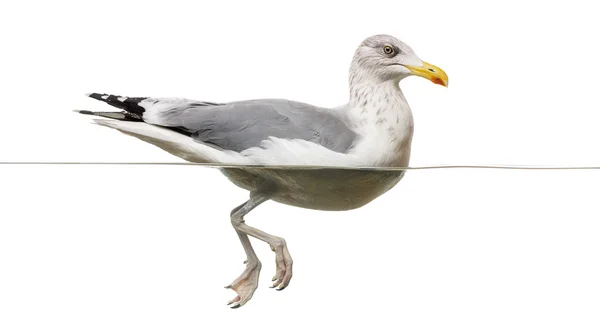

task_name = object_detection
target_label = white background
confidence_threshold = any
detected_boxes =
[1,0,599,333]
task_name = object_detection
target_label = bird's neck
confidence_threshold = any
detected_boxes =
[346,77,415,166]
[348,77,414,132]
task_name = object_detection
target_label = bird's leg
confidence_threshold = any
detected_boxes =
[231,193,293,292]
[225,191,293,308]
[225,199,264,308]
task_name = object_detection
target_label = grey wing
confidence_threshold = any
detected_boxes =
[143,99,359,154]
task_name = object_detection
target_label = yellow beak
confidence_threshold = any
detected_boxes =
[404,61,448,87]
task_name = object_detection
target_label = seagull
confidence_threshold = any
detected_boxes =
[75,34,448,308]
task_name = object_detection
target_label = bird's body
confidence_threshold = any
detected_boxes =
[76,34,448,308]
[219,80,415,210]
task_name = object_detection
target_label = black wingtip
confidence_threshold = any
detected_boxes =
[86,92,103,100]
[86,93,148,116]
[73,109,142,121]
[86,92,117,102]
[73,109,95,115]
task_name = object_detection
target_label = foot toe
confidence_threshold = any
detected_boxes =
[227,295,241,305]
[225,260,261,308]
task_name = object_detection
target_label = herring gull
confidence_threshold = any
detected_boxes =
[75,34,448,308]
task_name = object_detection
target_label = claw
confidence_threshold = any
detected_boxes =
[271,277,282,288]
[227,296,240,305]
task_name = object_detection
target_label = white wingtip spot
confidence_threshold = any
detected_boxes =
[101,95,109,100]
[117,96,128,102]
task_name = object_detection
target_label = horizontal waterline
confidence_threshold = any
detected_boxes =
[1,162,600,171]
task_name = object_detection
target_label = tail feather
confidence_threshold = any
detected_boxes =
[92,119,224,163]
[86,93,148,117]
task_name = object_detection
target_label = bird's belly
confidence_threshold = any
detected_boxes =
[220,168,405,211]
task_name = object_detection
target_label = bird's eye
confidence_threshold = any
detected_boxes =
[383,45,395,55]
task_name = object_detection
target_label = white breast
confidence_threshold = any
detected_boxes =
[345,87,415,167]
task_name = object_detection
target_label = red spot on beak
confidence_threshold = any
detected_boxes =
[431,77,446,86]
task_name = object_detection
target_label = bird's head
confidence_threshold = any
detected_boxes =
[351,34,448,87]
